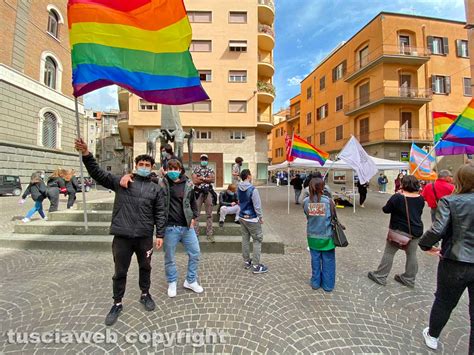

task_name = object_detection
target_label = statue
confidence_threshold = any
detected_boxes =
[146,105,194,171]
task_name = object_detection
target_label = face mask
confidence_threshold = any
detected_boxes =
[136,168,151,177]
[167,171,180,180]
[40,174,45,179]
[227,191,235,196]
[161,151,167,159]
[200,161,208,167]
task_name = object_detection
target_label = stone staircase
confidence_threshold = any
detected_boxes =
[5,199,284,254]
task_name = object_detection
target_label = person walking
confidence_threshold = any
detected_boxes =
[65,169,81,209]
[356,180,369,208]
[394,172,404,193]
[304,177,336,292]
[378,173,388,193]
[75,138,166,326]
[367,175,425,288]
[159,159,203,298]
[238,169,268,274]
[192,154,216,242]
[19,172,48,223]
[421,170,455,223]
[218,184,240,227]
[418,162,474,352]
[290,174,304,204]
[46,169,67,212]
[232,157,243,185]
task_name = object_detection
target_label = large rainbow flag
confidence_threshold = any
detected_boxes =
[290,134,329,166]
[433,111,474,156]
[68,0,209,104]
[410,143,437,181]
[439,99,474,151]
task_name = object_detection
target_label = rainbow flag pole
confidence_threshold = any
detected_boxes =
[412,140,441,175]
[74,98,88,231]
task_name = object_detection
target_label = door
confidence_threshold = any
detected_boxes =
[400,112,412,139]
[359,82,370,105]
[399,74,412,97]
[399,35,410,54]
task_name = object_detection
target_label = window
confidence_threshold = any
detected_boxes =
[229,70,247,82]
[43,56,57,89]
[456,40,469,58]
[47,10,59,38]
[139,100,159,111]
[275,127,284,138]
[178,100,212,112]
[196,130,212,140]
[190,40,212,52]
[316,104,328,120]
[428,36,449,55]
[358,46,369,68]
[319,76,326,90]
[229,11,247,23]
[335,95,343,111]
[199,70,212,82]
[228,100,247,113]
[306,112,312,125]
[306,136,312,144]
[42,111,57,148]
[275,147,284,157]
[332,60,347,82]
[230,131,246,140]
[360,118,369,136]
[336,125,343,141]
[187,11,212,23]
[399,35,410,54]
[307,86,312,99]
[320,132,326,145]
[359,82,370,105]
[432,75,451,94]
[464,77,472,96]
[229,40,247,52]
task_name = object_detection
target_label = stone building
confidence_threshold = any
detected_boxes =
[0,0,84,188]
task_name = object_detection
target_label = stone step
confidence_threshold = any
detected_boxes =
[49,210,236,223]
[14,221,242,236]
[76,201,114,211]
[0,233,284,254]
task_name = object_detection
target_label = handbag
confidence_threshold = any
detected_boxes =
[386,195,412,250]
[329,201,348,247]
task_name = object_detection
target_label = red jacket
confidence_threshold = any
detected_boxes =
[421,179,455,209]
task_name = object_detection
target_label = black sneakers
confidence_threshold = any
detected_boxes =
[105,304,123,326]
[219,221,224,227]
[140,293,156,311]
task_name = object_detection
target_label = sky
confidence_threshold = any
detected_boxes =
[83,0,467,112]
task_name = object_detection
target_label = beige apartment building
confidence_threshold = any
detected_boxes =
[118,0,275,186]
[271,12,472,172]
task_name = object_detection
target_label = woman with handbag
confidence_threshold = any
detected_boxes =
[418,162,474,352]
[303,177,336,292]
[367,175,425,288]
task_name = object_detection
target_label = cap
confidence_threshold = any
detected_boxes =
[200,154,209,159]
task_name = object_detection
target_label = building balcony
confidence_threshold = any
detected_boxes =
[287,112,300,122]
[257,113,273,133]
[118,87,130,112]
[258,24,275,51]
[258,0,275,25]
[345,45,430,82]
[344,87,432,116]
[257,81,275,105]
[117,112,133,146]
[356,128,433,144]
[258,52,274,78]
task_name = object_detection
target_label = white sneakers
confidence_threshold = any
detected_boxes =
[183,280,204,293]
[167,282,177,298]
[43,216,48,221]
[21,217,31,223]
[168,280,204,297]
[422,327,439,350]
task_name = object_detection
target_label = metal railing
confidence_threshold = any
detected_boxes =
[344,86,432,112]
[257,81,276,96]
[258,24,275,38]
[356,128,433,143]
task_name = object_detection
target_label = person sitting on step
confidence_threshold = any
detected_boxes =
[218,184,240,227]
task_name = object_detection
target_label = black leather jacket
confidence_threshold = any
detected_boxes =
[418,192,474,263]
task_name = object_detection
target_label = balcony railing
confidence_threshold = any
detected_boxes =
[356,128,433,143]
[258,24,275,38]
[118,112,128,121]
[258,0,275,11]
[345,45,429,80]
[258,52,273,65]
[344,87,432,113]
[257,81,276,96]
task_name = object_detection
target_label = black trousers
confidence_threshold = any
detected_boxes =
[67,192,76,209]
[47,188,60,212]
[428,258,474,353]
[359,188,367,205]
[111,236,154,303]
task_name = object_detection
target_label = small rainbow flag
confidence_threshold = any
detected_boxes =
[440,99,474,150]
[290,134,329,166]
[68,0,209,104]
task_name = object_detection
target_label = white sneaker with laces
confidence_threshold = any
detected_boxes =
[422,327,438,350]
[22,217,31,223]
[183,280,204,293]
[167,282,177,298]
[43,216,48,221]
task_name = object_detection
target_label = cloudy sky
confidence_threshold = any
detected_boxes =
[83,0,467,112]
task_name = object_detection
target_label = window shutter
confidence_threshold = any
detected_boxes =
[427,36,433,53]
[342,60,347,76]
[431,75,436,92]
[442,37,449,55]
[325,104,328,116]
[445,76,451,94]
[332,68,336,82]
[456,39,461,57]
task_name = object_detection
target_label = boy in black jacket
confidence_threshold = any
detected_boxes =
[75,138,166,326]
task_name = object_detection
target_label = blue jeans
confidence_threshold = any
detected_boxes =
[26,200,46,219]
[164,226,200,283]
[310,248,336,291]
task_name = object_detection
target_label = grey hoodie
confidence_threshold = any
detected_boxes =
[238,181,263,219]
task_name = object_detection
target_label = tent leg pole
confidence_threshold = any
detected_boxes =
[353,171,356,214]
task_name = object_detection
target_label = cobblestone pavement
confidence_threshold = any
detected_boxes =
[0,185,469,354]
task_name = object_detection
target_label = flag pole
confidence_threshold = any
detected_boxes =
[74,97,89,232]
[352,170,356,214]
[431,111,439,172]
[412,140,441,175]
[322,154,338,180]
[287,164,290,215]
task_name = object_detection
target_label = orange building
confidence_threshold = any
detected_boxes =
[272,12,472,170]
